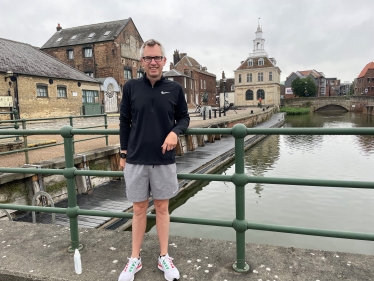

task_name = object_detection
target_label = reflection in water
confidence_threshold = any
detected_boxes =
[148,111,374,255]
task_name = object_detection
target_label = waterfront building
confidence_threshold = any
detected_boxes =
[355,62,374,96]
[234,23,281,107]
[285,69,326,97]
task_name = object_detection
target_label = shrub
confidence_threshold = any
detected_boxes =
[280,107,310,115]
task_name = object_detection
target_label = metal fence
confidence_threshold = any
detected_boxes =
[0,124,374,272]
[0,113,109,163]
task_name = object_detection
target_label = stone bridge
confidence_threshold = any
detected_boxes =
[281,96,374,114]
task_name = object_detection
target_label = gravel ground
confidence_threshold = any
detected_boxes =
[0,107,260,168]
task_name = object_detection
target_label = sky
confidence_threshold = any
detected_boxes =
[1,0,373,83]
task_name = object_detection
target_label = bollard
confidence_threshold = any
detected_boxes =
[219,109,221,117]
[214,110,217,118]
[209,110,211,119]
[203,110,206,120]
[250,110,253,114]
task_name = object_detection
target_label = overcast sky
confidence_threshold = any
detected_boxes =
[1,0,373,82]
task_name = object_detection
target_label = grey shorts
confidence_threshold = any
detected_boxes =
[124,163,179,202]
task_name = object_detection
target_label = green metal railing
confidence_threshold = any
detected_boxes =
[0,124,374,272]
[0,114,109,163]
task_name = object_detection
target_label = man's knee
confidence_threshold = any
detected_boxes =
[133,200,149,216]
[154,199,169,215]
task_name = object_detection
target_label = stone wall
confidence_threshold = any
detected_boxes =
[0,73,100,120]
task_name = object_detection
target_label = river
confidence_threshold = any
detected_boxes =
[148,112,374,255]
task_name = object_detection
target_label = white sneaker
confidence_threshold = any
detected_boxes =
[158,254,180,281]
[118,257,142,281]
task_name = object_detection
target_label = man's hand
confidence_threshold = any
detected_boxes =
[119,158,126,169]
[161,132,178,154]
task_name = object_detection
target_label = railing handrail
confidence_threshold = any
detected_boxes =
[0,124,373,272]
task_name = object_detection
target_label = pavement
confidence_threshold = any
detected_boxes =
[1,220,374,281]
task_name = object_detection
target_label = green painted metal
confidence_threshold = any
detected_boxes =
[0,124,374,271]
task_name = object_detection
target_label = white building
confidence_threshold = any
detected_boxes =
[234,23,281,107]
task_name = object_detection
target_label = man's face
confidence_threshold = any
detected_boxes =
[141,44,166,80]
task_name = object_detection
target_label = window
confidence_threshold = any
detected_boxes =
[85,72,94,77]
[248,59,253,67]
[372,78,374,83]
[68,50,74,60]
[247,73,252,83]
[103,31,111,36]
[71,35,77,40]
[84,48,92,58]
[258,72,263,81]
[368,78,371,83]
[257,89,265,100]
[238,74,242,83]
[37,85,48,97]
[191,80,193,89]
[269,72,273,81]
[201,79,203,89]
[231,85,235,91]
[184,77,187,88]
[137,71,143,78]
[82,90,98,103]
[258,58,264,66]
[245,89,253,100]
[204,80,206,89]
[57,86,67,98]
[124,69,132,79]
[88,33,95,38]
[56,37,63,42]
[168,77,174,81]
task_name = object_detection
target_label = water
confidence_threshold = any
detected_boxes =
[148,112,374,255]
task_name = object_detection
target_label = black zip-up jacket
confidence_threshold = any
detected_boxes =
[119,75,190,165]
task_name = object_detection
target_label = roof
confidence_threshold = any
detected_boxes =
[236,56,276,70]
[297,70,323,79]
[358,62,374,78]
[163,69,189,77]
[175,55,216,77]
[41,19,130,49]
[0,38,99,83]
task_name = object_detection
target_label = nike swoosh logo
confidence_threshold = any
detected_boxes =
[161,91,170,95]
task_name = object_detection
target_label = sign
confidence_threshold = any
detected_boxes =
[285,87,293,95]
[72,92,78,97]
[365,88,368,93]
[0,96,13,107]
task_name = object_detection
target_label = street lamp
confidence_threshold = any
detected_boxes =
[216,84,221,117]
[223,77,227,116]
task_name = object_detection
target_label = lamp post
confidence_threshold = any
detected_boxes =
[223,77,227,116]
[216,84,221,117]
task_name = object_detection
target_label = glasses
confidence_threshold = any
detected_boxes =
[142,56,164,63]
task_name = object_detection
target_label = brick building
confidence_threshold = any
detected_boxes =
[325,78,341,96]
[0,38,100,119]
[234,24,281,107]
[40,19,144,111]
[170,50,216,107]
[285,70,326,97]
[355,62,374,96]
[163,69,193,105]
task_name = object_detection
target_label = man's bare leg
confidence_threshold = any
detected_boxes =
[154,199,170,256]
[131,200,149,258]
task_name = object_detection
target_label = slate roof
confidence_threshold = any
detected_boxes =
[236,56,276,70]
[163,69,189,77]
[41,19,130,49]
[0,38,99,83]
[297,70,323,79]
[358,62,374,78]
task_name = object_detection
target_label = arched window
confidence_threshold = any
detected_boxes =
[245,89,253,100]
[258,58,264,66]
[248,59,253,67]
[257,89,265,100]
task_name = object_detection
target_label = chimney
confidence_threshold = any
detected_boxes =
[56,23,62,31]
[222,71,226,79]
[173,50,180,65]
[202,67,207,72]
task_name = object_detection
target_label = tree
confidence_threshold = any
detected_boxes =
[349,83,354,95]
[291,76,317,97]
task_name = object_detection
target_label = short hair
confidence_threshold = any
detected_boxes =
[139,39,166,59]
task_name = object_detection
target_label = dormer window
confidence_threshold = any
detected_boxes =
[56,37,63,42]
[88,33,95,38]
[71,35,77,40]
[104,31,111,36]
[248,59,253,67]
[258,58,264,66]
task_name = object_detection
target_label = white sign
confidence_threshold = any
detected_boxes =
[365,88,368,93]
[285,87,293,95]
[0,96,13,107]
[72,92,78,97]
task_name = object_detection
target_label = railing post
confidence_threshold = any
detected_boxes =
[69,116,75,155]
[104,114,108,146]
[13,108,20,142]
[231,124,250,272]
[61,125,82,252]
[21,119,29,164]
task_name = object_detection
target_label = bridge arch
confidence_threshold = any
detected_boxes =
[314,104,349,112]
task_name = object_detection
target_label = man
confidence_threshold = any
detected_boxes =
[118,39,190,281]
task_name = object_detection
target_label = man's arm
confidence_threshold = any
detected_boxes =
[119,83,132,168]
